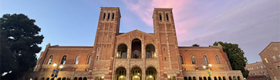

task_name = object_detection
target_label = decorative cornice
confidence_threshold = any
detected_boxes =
[116,29,156,38]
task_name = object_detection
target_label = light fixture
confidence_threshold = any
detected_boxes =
[102,76,104,78]
[120,76,123,78]
[53,63,57,67]
[203,66,206,69]
[168,76,170,78]
[59,65,63,68]
[150,75,152,78]
[135,76,138,78]
[208,64,212,67]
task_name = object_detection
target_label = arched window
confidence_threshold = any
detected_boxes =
[112,13,115,19]
[60,55,67,64]
[146,44,155,58]
[216,55,220,64]
[166,13,169,21]
[204,77,207,80]
[75,56,79,64]
[96,56,99,61]
[117,44,128,59]
[88,55,92,64]
[164,57,166,61]
[103,13,106,19]
[272,56,277,61]
[67,77,71,80]
[83,77,87,80]
[180,56,184,64]
[191,56,196,64]
[131,38,141,59]
[47,55,53,65]
[107,13,110,20]
[159,13,162,21]
[203,55,208,64]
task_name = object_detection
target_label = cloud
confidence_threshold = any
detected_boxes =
[122,0,197,42]
[179,0,280,63]
[122,0,280,63]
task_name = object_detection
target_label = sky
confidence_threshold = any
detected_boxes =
[0,0,279,64]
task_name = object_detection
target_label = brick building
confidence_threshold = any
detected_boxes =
[24,7,244,80]
[259,42,280,80]
[245,62,269,80]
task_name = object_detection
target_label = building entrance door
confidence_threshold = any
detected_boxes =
[146,67,157,80]
[131,67,142,80]
[132,76,140,80]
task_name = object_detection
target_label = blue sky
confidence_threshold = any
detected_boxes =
[1,0,279,64]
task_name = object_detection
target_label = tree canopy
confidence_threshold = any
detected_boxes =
[1,14,44,80]
[213,41,249,78]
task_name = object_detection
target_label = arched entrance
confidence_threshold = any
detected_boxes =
[131,67,142,80]
[115,67,126,80]
[131,39,141,59]
[146,67,157,80]
[117,44,128,59]
[146,44,155,58]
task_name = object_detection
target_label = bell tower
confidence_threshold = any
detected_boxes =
[153,8,184,80]
[89,7,121,80]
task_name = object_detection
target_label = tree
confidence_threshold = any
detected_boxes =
[0,30,17,76]
[0,14,44,80]
[192,44,199,47]
[213,41,249,78]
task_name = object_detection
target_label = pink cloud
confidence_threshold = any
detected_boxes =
[122,0,199,43]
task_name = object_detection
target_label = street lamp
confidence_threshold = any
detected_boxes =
[208,64,212,67]
[203,66,206,69]
[203,64,212,77]
[53,63,63,70]
[203,64,212,69]
[51,63,63,78]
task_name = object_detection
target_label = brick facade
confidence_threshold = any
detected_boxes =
[24,7,244,80]
[259,42,280,80]
[245,62,269,79]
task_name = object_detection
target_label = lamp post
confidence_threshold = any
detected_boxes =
[203,64,212,78]
[53,63,63,70]
[51,63,63,78]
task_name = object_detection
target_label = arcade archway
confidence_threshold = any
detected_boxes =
[115,67,126,80]
[131,67,142,80]
[146,67,157,80]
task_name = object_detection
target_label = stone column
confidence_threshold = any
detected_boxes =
[225,76,229,80]
[142,43,145,59]
[196,76,199,80]
[127,47,130,59]
[126,69,130,80]
[142,67,146,80]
